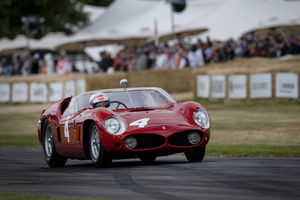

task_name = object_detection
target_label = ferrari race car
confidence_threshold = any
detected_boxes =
[37,79,211,168]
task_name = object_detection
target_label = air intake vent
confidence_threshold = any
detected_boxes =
[132,134,165,149]
[168,130,203,146]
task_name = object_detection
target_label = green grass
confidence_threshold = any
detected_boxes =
[0,112,41,136]
[206,144,300,157]
[0,194,108,200]
[0,100,300,157]
[0,134,40,148]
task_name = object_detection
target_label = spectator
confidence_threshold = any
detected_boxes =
[56,52,71,76]
[13,55,22,75]
[99,51,113,72]
[195,43,205,67]
[44,53,55,76]
[136,48,147,71]
[155,49,169,69]
[31,53,41,74]
[187,45,197,67]
[21,55,31,76]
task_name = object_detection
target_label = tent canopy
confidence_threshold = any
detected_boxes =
[0,35,38,55]
[191,0,300,41]
[30,32,68,50]
[57,0,221,49]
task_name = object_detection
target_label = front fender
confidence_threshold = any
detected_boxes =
[175,101,210,132]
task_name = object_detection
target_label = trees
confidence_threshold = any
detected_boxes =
[0,0,88,39]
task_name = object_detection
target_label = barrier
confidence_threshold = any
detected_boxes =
[0,84,10,102]
[276,73,298,99]
[49,82,63,102]
[1,56,300,103]
[211,75,226,98]
[64,80,76,98]
[0,76,86,103]
[250,73,272,99]
[196,72,299,100]
[12,82,28,102]
[76,79,86,95]
[196,75,210,98]
[30,82,48,103]
[228,75,247,99]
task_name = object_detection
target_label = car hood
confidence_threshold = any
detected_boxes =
[117,109,192,131]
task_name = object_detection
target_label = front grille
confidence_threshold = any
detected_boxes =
[132,134,165,149]
[168,130,203,146]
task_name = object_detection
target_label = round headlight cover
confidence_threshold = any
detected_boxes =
[104,117,125,135]
[193,109,210,129]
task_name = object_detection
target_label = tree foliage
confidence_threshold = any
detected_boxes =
[0,0,89,39]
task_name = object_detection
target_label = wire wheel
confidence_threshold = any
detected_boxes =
[90,125,101,161]
[42,119,67,168]
[44,125,53,158]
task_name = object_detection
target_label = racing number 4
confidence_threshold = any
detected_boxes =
[129,118,150,128]
[64,116,70,143]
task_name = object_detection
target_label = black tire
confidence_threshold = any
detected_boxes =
[89,122,111,168]
[184,146,206,162]
[42,119,67,168]
[139,154,157,163]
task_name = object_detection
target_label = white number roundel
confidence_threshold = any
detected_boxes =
[129,118,150,128]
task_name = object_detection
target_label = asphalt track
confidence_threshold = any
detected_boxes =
[0,148,299,200]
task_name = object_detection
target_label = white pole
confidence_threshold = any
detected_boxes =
[154,18,159,46]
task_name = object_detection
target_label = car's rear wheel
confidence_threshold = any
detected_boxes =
[42,119,67,168]
[139,154,157,163]
[89,122,111,167]
[184,146,206,162]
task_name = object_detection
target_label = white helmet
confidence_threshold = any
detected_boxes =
[89,92,110,108]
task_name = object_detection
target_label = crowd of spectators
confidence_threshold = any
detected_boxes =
[1,29,300,76]
[99,30,300,73]
[0,51,79,76]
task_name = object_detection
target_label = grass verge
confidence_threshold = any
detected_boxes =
[0,134,40,148]
[206,144,300,157]
[0,193,108,200]
[0,100,299,157]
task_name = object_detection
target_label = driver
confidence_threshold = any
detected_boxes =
[89,92,110,108]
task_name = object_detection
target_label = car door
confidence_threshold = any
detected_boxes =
[58,97,83,157]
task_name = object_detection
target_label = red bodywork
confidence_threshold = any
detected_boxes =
[37,90,210,160]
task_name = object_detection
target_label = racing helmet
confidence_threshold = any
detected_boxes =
[89,92,110,108]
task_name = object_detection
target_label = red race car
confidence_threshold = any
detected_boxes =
[37,79,210,168]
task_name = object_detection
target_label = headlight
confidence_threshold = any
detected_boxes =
[104,117,126,135]
[193,109,210,129]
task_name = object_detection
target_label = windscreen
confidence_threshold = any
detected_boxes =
[104,89,173,110]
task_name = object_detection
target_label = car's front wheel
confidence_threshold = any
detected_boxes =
[42,119,67,168]
[89,122,111,167]
[184,146,206,162]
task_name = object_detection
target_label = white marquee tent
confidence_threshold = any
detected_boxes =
[56,0,158,50]
[30,32,68,50]
[175,0,300,41]
[57,0,226,49]
[0,35,38,55]
[83,4,107,24]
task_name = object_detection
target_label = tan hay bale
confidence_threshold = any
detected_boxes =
[127,68,191,93]
[85,72,126,91]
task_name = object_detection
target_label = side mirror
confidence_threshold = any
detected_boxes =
[120,79,128,89]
